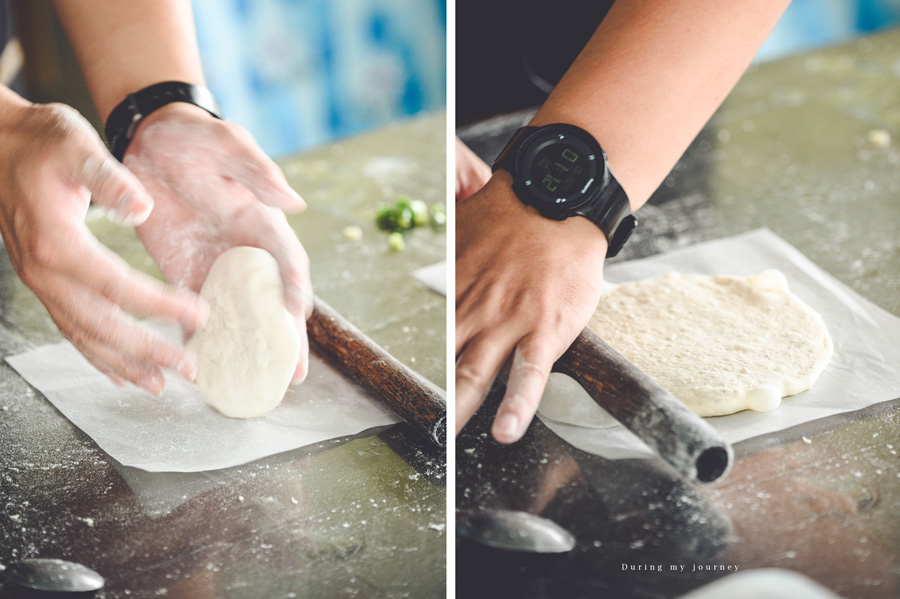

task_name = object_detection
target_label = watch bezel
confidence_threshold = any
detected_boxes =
[510,124,609,218]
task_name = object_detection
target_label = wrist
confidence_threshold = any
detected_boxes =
[483,171,610,259]
[105,81,221,161]
[489,122,636,257]
[527,110,637,211]
[136,101,217,132]
[125,103,219,162]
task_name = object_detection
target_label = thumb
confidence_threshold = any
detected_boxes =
[72,142,155,226]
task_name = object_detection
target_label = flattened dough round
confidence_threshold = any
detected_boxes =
[540,270,832,422]
[188,247,300,418]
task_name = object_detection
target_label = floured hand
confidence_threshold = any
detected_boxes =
[124,103,312,381]
[0,97,204,393]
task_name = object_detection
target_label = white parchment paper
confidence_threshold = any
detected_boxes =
[413,260,447,296]
[538,228,900,459]
[6,346,399,472]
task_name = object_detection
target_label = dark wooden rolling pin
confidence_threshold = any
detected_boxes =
[307,298,446,447]
[552,327,733,484]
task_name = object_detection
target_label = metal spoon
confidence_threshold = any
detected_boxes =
[457,508,576,553]
[1,558,104,595]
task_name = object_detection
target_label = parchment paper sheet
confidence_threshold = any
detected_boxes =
[6,346,399,473]
[538,228,900,460]
[413,260,447,296]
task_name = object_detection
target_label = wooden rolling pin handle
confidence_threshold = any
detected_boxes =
[307,299,446,448]
[552,327,732,484]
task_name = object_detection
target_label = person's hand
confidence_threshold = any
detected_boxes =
[455,137,491,202]
[0,100,205,392]
[123,103,312,382]
[456,172,608,443]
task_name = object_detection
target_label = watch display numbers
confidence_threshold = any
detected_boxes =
[542,174,560,192]
[503,123,634,257]
[531,141,593,200]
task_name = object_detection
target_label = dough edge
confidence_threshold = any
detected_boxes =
[188,246,300,419]
[538,269,833,425]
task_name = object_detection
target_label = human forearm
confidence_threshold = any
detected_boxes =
[531,0,790,208]
[456,1,790,441]
[52,0,204,120]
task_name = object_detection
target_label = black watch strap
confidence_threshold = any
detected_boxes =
[491,126,535,175]
[492,125,637,258]
[104,81,222,161]
[579,176,638,259]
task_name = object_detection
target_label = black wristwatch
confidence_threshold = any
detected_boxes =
[492,123,637,258]
[105,81,222,162]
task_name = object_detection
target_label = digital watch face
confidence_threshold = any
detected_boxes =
[518,128,603,211]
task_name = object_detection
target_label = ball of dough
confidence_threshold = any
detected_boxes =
[188,247,300,418]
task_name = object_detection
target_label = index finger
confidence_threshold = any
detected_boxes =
[60,231,208,331]
[492,336,557,444]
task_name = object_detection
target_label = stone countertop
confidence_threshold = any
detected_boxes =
[0,113,446,599]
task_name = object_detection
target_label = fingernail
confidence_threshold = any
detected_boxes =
[173,357,197,382]
[493,412,521,441]
[286,286,313,319]
[115,192,153,226]
[289,188,307,210]
[184,293,210,329]
[291,352,309,384]
[100,186,153,226]
[139,375,165,396]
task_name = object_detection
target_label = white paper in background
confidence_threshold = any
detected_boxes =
[413,261,447,296]
[6,346,399,473]
[538,228,900,460]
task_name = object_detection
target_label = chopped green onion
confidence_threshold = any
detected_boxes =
[388,231,405,252]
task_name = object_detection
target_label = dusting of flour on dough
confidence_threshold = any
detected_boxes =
[540,270,832,423]
[588,270,832,417]
[188,247,300,418]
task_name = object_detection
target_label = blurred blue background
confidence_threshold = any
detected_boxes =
[192,0,446,158]
[757,0,900,61]
[187,0,898,158]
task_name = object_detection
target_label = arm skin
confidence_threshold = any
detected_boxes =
[52,0,313,386]
[456,0,791,441]
[51,0,204,121]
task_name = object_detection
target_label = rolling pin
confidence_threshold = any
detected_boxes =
[307,298,446,448]
[552,327,733,484]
